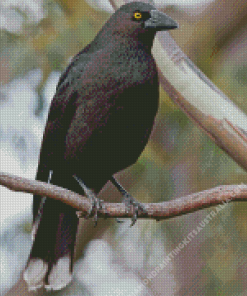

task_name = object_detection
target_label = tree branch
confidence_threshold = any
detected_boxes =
[1,172,246,220]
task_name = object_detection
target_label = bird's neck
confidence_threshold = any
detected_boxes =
[115,33,154,54]
[93,23,155,55]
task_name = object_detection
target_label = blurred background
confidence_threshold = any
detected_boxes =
[0,0,247,295]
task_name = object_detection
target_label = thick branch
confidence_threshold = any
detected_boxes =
[1,172,246,220]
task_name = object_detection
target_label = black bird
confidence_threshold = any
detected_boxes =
[24,2,178,291]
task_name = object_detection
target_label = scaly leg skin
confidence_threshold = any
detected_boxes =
[73,175,104,226]
[110,176,146,226]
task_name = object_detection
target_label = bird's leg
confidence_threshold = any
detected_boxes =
[110,176,146,226]
[73,175,103,226]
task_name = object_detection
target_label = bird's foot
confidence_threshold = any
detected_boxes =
[87,193,105,227]
[76,194,104,226]
[73,175,104,226]
[122,193,147,226]
[110,176,146,226]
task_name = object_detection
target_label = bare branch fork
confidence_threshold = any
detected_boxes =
[1,172,246,220]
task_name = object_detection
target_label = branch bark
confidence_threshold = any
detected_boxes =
[1,172,246,220]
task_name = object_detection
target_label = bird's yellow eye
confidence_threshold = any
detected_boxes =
[134,12,142,20]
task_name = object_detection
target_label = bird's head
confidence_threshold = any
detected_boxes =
[105,2,178,44]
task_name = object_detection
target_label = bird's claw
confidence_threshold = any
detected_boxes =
[93,197,105,227]
[87,195,105,226]
[73,175,106,225]
[76,195,105,226]
[122,193,147,226]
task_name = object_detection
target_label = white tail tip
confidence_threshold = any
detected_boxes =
[23,259,48,291]
[45,256,72,291]
[24,256,72,291]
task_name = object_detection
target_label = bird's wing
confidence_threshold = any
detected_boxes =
[33,52,94,219]
[36,52,94,178]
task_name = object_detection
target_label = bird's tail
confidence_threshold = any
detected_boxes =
[24,173,80,291]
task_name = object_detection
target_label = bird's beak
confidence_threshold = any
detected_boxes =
[144,10,178,30]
